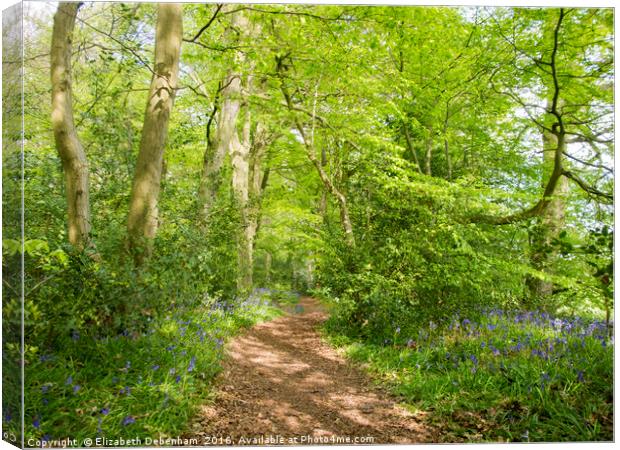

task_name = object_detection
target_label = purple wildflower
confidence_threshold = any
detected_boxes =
[100,408,109,415]
[188,356,196,372]
[33,418,40,429]
[122,416,135,426]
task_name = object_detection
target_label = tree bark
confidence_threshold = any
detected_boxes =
[198,70,241,217]
[126,3,182,264]
[527,102,569,299]
[51,2,91,251]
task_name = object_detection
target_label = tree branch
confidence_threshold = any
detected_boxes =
[562,170,613,203]
[183,4,223,43]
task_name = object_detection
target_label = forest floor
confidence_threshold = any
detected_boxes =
[188,297,433,444]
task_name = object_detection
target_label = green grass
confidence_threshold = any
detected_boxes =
[11,298,282,446]
[324,309,613,442]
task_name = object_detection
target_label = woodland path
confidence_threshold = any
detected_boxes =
[189,297,432,444]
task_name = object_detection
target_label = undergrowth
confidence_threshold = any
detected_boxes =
[4,290,283,446]
[324,307,613,442]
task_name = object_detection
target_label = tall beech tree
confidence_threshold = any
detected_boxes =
[126,3,183,264]
[51,2,91,251]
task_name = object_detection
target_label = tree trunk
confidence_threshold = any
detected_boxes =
[126,3,182,264]
[424,125,433,176]
[51,2,91,251]
[403,123,422,174]
[526,14,570,301]
[198,71,241,217]
[443,106,452,180]
[527,124,569,299]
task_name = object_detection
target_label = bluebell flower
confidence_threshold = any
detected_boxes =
[100,408,109,415]
[73,385,81,394]
[188,356,196,372]
[577,371,585,383]
[42,434,51,443]
[33,417,40,429]
[65,376,73,385]
[152,365,160,371]
[41,384,50,394]
[166,345,175,352]
[175,375,181,383]
[122,416,135,426]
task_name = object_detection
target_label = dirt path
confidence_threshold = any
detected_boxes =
[189,297,431,445]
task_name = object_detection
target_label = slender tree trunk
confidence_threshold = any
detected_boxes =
[424,125,433,176]
[51,2,91,251]
[126,3,182,264]
[198,71,241,217]
[318,146,329,216]
[402,123,422,174]
[247,124,269,244]
[444,135,452,180]
[264,252,272,284]
[443,107,452,180]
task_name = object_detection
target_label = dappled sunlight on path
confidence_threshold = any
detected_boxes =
[188,297,432,444]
